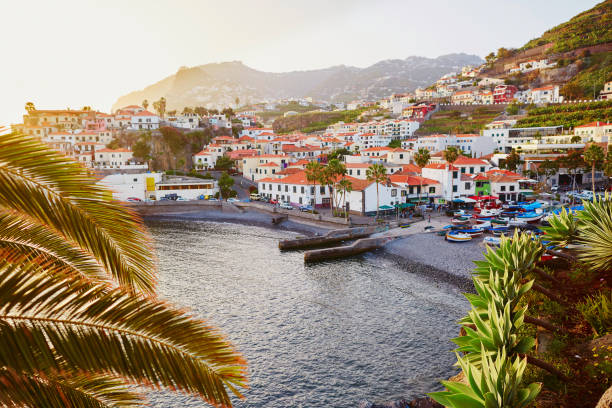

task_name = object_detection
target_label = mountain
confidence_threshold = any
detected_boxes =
[112,54,483,111]
[519,0,611,54]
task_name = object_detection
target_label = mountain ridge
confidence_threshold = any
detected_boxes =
[112,53,483,111]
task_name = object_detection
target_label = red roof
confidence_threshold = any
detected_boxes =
[575,121,611,128]
[453,156,489,166]
[97,148,131,153]
[133,110,157,117]
[424,163,458,171]
[259,162,280,167]
[389,174,439,186]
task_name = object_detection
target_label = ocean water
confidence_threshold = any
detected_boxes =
[146,219,468,407]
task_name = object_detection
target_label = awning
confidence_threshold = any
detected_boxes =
[379,205,394,210]
[521,192,534,196]
[395,203,415,209]
[454,197,477,203]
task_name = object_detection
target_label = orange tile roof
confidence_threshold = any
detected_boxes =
[389,174,439,186]
[96,148,131,153]
[453,156,489,166]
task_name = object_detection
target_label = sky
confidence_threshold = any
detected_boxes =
[0,0,601,125]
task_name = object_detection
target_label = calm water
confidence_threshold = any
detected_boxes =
[146,219,468,407]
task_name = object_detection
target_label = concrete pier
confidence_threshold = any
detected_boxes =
[303,236,395,263]
[279,226,379,250]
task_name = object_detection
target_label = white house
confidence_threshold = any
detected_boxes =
[422,163,475,201]
[527,85,562,104]
[338,179,407,215]
[93,148,146,170]
[98,172,163,201]
[257,171,333,207]
[129,110,160,130]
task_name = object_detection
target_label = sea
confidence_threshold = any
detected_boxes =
[145,219,468,407]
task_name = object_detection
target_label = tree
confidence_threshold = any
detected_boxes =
[153,97,167,118]
[218,171,235,199]
[583,144,605,194]
[215,156,234,171]
[571,135,582,143]
[366,163,387,219]
[132,138,151,161]
[387,139,401,148]
[325,159,346,216]
[443,146,460,203]
[557,150,585,200]
[485,52,496,64]
[336,178,353,221]
[194,106,208,117]
[506,103,520,115]
[142,99,149,110]
[183,106,194,114]
[327,148,351,161]
[221,107,234,120]
[82,106,91,112]
[0,131,246,406]
[305,161,323,213]
[605,150,612,178]
[538,159,559,183]
[413,148,431,204]
[235,97,240,107]
[503,149,523,172]
[24,102,35,113]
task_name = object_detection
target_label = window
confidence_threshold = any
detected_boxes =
[501,186,506,191]
[429,186,435,194]
[301,186,304,194]
[469,167,474,174]
[509,185,515,191]
[391,189,397,197]
[453,185,458,192]
[465,182,470,189]
[310,187,314,194]
[357,170,361,176]
[453,171,458,179]
[277,185,281,191]
[480,166,485,172]
[293,186,296,193]
[461,167,466,174]
[320,186,325,194]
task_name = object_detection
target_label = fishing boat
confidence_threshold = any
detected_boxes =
[453,209,469,217]
[475,208,501,218]
[516,212,544,223]
[451,216,470,225]
[476,221,491,229]
[462,227,484,237]
[445,230,472,242]
[483,236,501,246]
[492,217,509,225]
[489,226,508,236]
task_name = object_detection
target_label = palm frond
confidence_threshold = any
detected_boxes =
[576,194,612,271]
[540,208,579,249]
[0,211,108,283]
[0,368,144,407]
[0,260,247,407]
[0,132,156,293]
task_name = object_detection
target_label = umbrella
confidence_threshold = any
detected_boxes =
[379,205,394,210]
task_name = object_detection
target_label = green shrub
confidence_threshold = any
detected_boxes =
[577,292,612,337]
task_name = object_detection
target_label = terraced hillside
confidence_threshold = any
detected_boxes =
[515,100,612,128]
[415,105,506,135]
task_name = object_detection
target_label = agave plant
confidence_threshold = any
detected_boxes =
[0,131,247,407]
[575,194,612,271]
[473,231,544,283]
[540,208,579,249]
[429,348,541,408]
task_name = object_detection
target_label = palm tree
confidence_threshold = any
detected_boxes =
[413,148,431,204]
[443,146,459,204]
[142,99,149,110]
[337,178,353,221]
[24,102,35,113]
[583,144,604,194]
[0,131,246,407]
[305,161,323,213]
[326,159,346,216]
[366,163,387,219]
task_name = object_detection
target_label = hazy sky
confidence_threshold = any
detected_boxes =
[0,0,600,124]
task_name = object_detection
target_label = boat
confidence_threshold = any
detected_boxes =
[489,225,508,235]
[476,221,491,229]
[462,227,484,237]
[451,216,470,225]
[453,209,469,216]
[445,230,472,242]
[477,208,501,218]
[492,217,508,225]
[483,236,501,246]
[516,212,544,223]
[475,217,493,223]
[508,219,526,227]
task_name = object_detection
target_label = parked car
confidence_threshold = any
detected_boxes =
[269,199,279,205]
[176,196,187,201]
[280,202,293,210]
[227,198,240,203]
[250,193,261,201]
[299,205,313,212]
[207,197,219,201]
[126,197,142,202]
[162,193,178,201]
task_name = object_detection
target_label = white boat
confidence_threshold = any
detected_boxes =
[516,212,544,223]
[474,208,501,218]
[476,220,491,229]
[451,217,470,225]
[446,230,473,242]
[508,219,526,227]
[483,236,501,246]
[462,227,485,237]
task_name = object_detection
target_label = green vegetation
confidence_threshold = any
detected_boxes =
[366,163,387,219]
[215,156,234,170]
[218,172,235,199]
[387,139,401,148]
[416,106,505,135]
[515,100,612,128]
[577,292,611,337]
[255,101,321,122]
[273,108,368,133]
[0,131,246,406]
[561,51,612,99]
[519,0,612,53]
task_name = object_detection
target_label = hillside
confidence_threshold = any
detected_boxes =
[515,100,612,128]
[520,0,612,54]
[112,54,483,111]
[272,109,366,134]
[415,105,506,135]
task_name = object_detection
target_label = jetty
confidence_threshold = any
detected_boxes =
[303,236,395,263]
[279,226,379,250]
